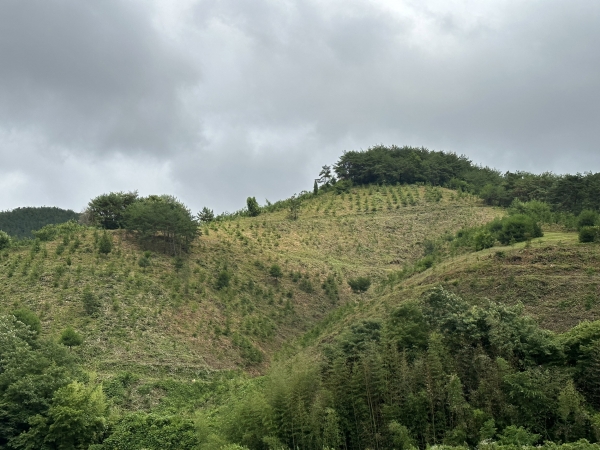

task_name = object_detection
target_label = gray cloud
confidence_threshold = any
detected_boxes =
[1,0,599,214]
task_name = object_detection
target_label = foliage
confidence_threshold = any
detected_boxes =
[85,191,139,229]
[247,197,261,217]
[12,308,42,335]
[578,210,599,230]
[198,206,215,223]
[287,194,301,220]
[16,381,108,450]
[123,195,198,255]
[216,270,231,290]
[59,327,83,348]
[0,229,11,249]
[579,227,600,243]
[474,231,495,251]
[508,199,553,224]
[497,214,543,245]
[82,287,101,316]
[221,288,600,450]
[348,276,371,293]
[322,275,339,303]
[32,220,85,242]
[0,207,79,239]
[98,231,113,254]
[98,413,200,450]
[0,315,79,448]
[269,264,283,280]
[332,146,600,215]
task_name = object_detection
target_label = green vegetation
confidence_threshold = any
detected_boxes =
[2,146,600,448]
[0,206,79,239]
[334,145,600,214]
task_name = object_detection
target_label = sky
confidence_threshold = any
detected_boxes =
[1,0,599,213]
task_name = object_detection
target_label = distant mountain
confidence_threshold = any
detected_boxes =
[0,206,80,239]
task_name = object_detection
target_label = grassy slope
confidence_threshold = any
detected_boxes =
[307,231,600,354]
[0,185,497,379]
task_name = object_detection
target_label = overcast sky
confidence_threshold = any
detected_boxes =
[1,0,599,213]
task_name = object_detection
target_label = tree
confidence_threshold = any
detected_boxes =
[288,194,301,220]
[124,195,199,255]
[0,230,10,250]
[247,197,261,217]
[313,179,319,195]
[85,191,138,229]
[98,231,113,254]
[59,327,83,348]
[197,206,215,223]
[319,165,335,186]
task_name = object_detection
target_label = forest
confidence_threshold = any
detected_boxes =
[0,207,79,239]
[1,146,600,449]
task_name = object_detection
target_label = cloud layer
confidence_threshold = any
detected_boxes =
[1,0,599,213]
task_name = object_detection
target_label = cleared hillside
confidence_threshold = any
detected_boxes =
[0,185,499,377]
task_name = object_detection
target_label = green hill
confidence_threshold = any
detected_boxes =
[0,206,80,239]
[0,185,498,376]
[3,147,600,450]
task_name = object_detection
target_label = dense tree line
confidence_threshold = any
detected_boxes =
[332,146,600,215]
[222,288,600,450]
[0,207,79,239]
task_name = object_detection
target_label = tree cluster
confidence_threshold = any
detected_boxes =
[84,192,199,255]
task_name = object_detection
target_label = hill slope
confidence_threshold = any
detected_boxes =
[0,185,499,376]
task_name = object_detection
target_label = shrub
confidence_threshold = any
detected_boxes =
[138,255,151,267]
[59,327,83,348]
[348,276,371,293]
[474,231,495,251]
[269,264,283,280]
[12,308,42,335]
[83,288,101,316]
[579,226,599,243]
[497,214,543,245]
[216,270,231,290]
[322,274,339,302]
[98,231,113,254]
[299,278,314,293]
[578,210,599,230]
[0,230,11,250]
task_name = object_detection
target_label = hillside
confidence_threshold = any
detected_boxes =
[0,185,498,377]
[3,174,600,450]
[0,206,80,239]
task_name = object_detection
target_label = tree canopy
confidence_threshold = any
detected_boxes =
[123,195,198,255]
[84,191,139,229]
